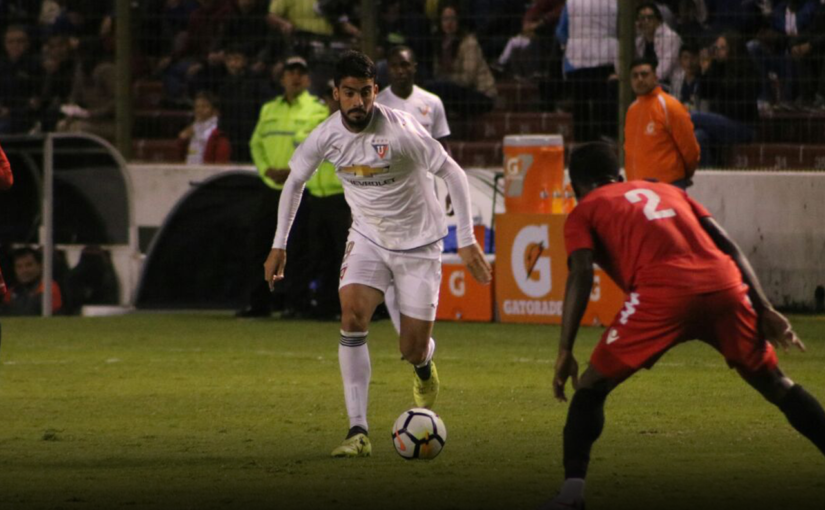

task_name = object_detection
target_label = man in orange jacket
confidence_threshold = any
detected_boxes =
[624,57,700,189]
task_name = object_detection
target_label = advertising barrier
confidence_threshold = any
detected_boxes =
[494,213,624,325]
[437,254,496,322]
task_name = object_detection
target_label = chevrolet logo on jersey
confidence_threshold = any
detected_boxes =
[340,165,390,177]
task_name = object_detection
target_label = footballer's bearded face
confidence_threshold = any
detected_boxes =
[335,77,378,132]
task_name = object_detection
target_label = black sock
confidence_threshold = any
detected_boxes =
[778,384,825,457]
[563,387,608,479]
[346,425,368,439]
[414,361,432,381]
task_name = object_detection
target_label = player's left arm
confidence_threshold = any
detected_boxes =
[434,157,491,284]
[669,98,700,178]
[554,249,594,401]
[700,216,805,352]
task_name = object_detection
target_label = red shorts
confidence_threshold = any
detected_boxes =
[590,285,778,381]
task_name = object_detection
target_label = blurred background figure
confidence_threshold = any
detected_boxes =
[556,0,619,142]
[669,44,701,109]
[56,40,116,142]
[426,3,496,118]
[178,90,231,164]
[0,247,62,316]
[0,25,41,134]
[240,56,339,318]
[692,32,759,167]
[635,2,682,87]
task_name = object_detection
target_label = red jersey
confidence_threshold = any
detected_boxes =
[564,181,742,296]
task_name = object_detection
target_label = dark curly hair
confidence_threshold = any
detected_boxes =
[333,50,377,86]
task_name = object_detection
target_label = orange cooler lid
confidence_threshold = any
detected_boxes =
[504,134,563,148]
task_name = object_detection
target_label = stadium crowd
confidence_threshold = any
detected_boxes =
[2,0,825,164]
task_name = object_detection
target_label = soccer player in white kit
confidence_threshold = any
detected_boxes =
[376,45,452,346]
[264,51,491,457]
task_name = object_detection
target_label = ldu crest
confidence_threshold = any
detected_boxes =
[372,142,389,159]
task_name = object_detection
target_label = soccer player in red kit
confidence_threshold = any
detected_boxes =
[0,141,13,351]
[544,143,825,510]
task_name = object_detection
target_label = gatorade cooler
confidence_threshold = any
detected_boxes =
[503,134,573,214]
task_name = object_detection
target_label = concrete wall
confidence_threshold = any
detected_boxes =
[126,165,825,309]
[691,171,825,309]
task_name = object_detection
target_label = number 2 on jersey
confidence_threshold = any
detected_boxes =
[624,189,676,221]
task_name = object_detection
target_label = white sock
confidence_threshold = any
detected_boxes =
[559,478,585,501]
[339,330,371,431]
[415,337,436,368]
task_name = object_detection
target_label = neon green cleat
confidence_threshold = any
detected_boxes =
[413,361,439,409]
[330,433,372,458]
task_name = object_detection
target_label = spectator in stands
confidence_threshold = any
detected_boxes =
[673,0,709,42]
[215,44,262,162]
[38,0,78,38]
[556,0,619,142]
[178,90,231,164]
[624,57,700,189]
[692,31,760,167]
[466,0,526,60]
[748,0,819,108]
[240,56,334,318]
[32,34,77,132]
[56,40,116,141]
[495,0,564,81]
[0,25,41,134]
[313,0,361,40]
[635,2,682,85]
[156,0,234,105]
[267,0,355,96]
[209,0,281,76]
[0,247,62,316]
[374,0,433,85]
[142,0,200,58]
[790,2,825,109]
[266,0,335,43]
[670,44,701,108]
[426,3,496,118]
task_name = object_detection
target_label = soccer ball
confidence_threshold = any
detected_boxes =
[391,408,447,460]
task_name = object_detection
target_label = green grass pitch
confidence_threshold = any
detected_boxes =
[1,314,823,510]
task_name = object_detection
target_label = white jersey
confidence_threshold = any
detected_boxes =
[289,103,449,251]
[376,85,451,140]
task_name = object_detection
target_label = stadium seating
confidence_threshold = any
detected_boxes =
[129,78,825,170]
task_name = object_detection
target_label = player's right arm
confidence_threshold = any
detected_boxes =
[700,216,805,352]
[553,249,594,402]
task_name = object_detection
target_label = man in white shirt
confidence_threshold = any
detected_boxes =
[264,51,491,457]
[376,46,451,145]
[376,45,452,355]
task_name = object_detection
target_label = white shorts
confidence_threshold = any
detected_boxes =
[339,229,442,322]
